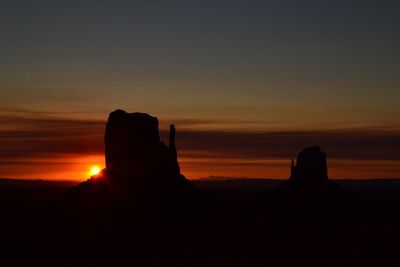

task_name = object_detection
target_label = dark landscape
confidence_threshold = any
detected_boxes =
[2,177,400,266]
[1,110,399,267]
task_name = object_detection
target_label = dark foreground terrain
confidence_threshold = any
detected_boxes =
[1,178,400,267]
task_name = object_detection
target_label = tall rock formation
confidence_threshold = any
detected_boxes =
[102,109,186,190]
[71,109,195,209]
[104,110,161,177]
[104,110,179,177]
[58,110,199,247]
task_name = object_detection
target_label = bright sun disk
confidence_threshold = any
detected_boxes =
[90,166,101,176]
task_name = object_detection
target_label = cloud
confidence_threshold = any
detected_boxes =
[0,111,400,162]
[0,112,105,158]
[174,129,400,160]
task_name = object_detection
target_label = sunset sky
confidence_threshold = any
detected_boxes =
[1,0,400,180]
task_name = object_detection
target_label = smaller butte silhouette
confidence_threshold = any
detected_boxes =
[289,146,328,183]
[277,146,345,208]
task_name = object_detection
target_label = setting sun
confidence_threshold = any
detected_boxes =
[90,166,101,176]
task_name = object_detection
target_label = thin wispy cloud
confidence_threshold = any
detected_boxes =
[1,111,399,162]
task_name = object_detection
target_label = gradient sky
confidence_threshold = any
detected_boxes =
[1,0,400,180]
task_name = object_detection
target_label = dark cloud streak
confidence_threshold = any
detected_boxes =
[176,130,400,160]
[1,113,399,161]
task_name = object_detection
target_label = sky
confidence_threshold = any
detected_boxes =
[0,0,400,180]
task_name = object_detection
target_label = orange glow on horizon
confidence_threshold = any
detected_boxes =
[0,153,399,181]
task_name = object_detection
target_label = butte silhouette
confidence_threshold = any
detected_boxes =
[102,110,191,192]
[289,146,328,183]
[70,109,196,211]
[277,146,346,208]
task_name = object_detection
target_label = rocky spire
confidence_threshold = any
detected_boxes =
[169,124,177,160]
[290,158,296,179]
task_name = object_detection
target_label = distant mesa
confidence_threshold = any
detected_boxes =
[290,146,328,183]
[277,146,346,208]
